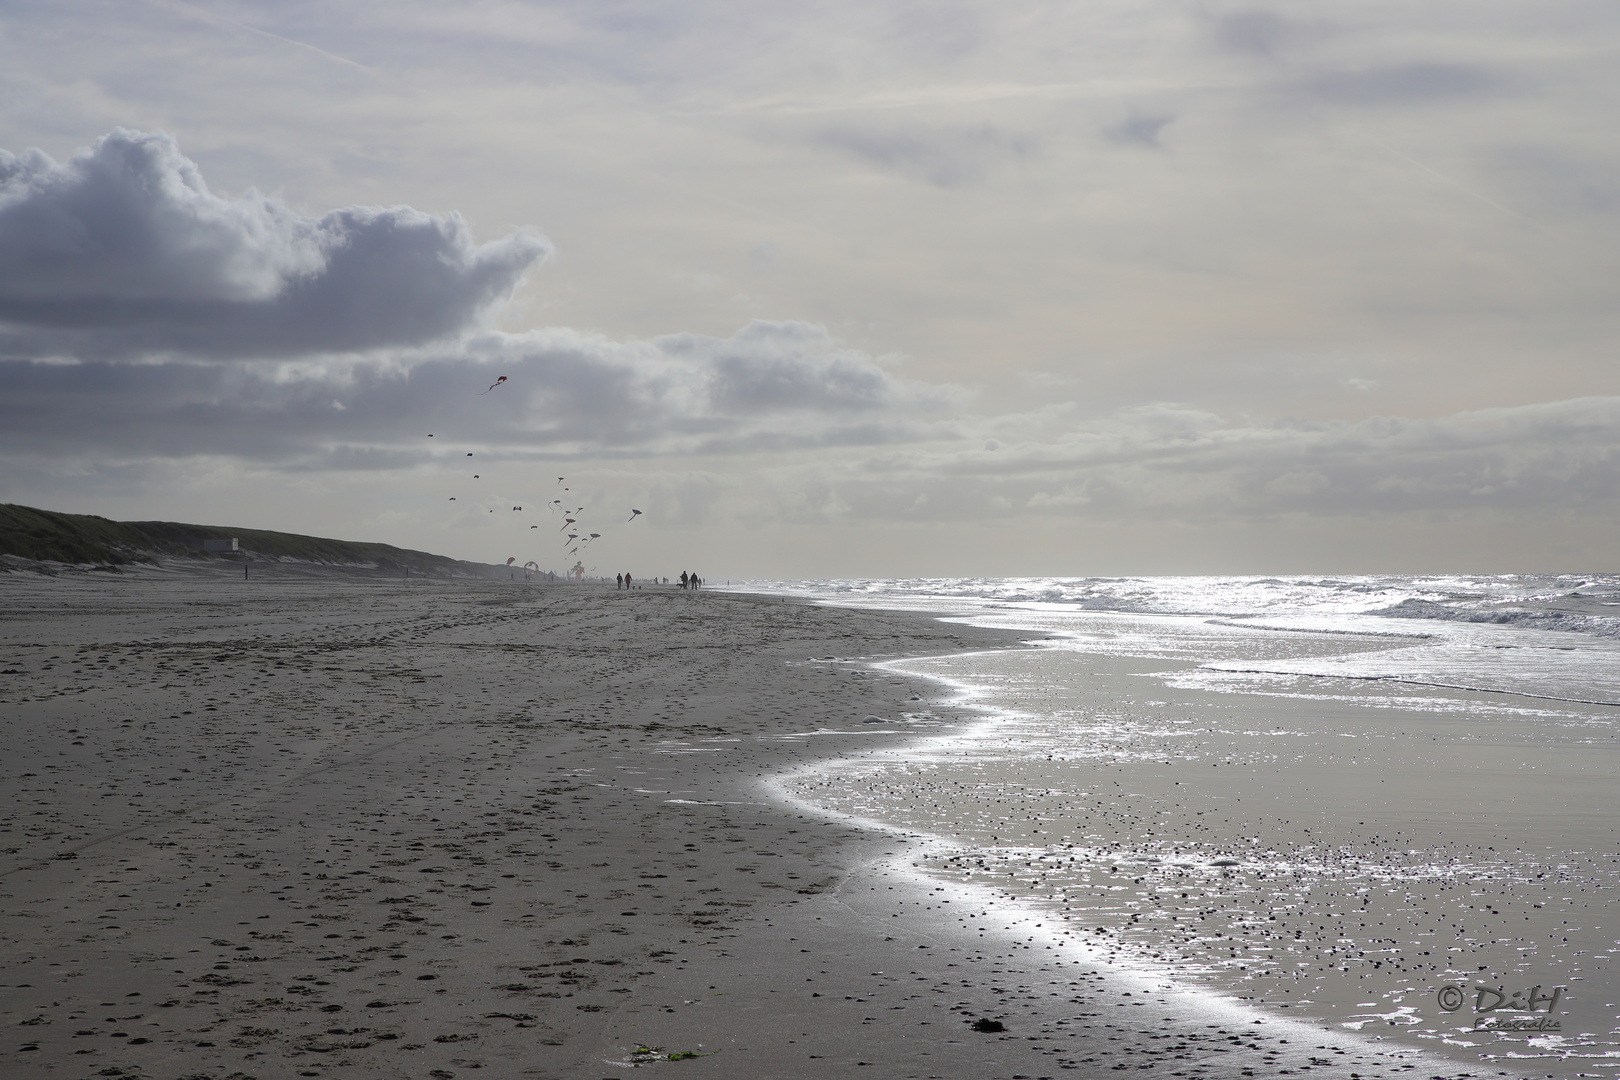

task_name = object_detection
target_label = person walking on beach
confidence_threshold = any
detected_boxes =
[616,573,623,590]
[626,572,634,590]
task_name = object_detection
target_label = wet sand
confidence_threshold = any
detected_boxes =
[782,641,1618,1077]
[0,565,1534,1079]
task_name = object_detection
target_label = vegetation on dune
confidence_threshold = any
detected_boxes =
[0,503,494,577]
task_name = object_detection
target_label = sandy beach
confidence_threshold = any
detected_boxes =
[1,566,1537,1079]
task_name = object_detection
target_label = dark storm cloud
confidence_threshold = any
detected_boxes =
[0,320,951,466]
[0,129,548,359]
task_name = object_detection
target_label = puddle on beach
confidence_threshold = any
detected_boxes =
[776,619,1620,1077]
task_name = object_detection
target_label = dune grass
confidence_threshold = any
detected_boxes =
[0,503,493,577]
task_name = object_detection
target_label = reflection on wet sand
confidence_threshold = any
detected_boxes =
[780,610,1619,1077]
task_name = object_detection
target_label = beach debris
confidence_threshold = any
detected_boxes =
[970,1018,1006,1033]
[627,1044,716,1064]
[479,375,508,394]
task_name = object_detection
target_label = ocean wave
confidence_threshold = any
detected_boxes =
[1371,598,1620,639]
[748,573,1620,628]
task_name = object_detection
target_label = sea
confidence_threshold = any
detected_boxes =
[737,575,1620,1077]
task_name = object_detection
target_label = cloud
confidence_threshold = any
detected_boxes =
[812,121,1036,187]
[0,319,955,467]
[1105,113,1175,148]
[1300,63,1508,107]
[750,395,1620,525]
[13,325,1612,534]
[1208,10,1324,57]
[0,129,548,359]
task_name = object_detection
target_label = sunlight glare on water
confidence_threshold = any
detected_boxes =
[743,575,1620,1077]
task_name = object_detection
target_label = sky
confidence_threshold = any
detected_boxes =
[2,0,1618,577]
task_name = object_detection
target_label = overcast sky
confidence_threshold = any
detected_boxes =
[2,1,1618,576]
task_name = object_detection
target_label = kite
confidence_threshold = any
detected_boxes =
[524,560,540,571]
[512,506,522,511]
[467,453,473,456]
[474,474,480,478]
[530,525,538,529]
[556,477,565,485]
[428,434,434,437]
[627,509,643,522]
[448,497,456,501]
[506,557,516,566]
[560,517,575,531]
[479,376,508,395]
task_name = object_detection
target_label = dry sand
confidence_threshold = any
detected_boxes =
[0,565,1535,1079]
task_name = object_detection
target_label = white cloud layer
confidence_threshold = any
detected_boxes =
[0,129,548,358]
[776,396,1620,524]
[1,2,1618,572]
[0,319,951,461]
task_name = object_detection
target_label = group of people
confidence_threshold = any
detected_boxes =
[612,572,702,589]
